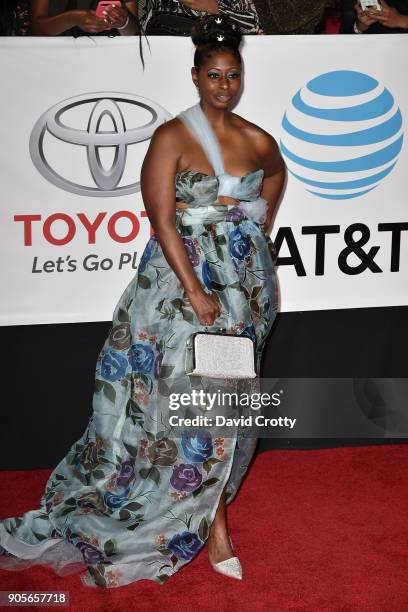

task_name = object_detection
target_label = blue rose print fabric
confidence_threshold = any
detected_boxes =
[0,169,278,588]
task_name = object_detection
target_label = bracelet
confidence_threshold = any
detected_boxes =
[117,13,130,30]
[353,21,363,34]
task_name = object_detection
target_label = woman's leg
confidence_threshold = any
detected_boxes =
[206,485,235,563]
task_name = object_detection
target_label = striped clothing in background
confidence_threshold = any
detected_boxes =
[141,0,261,34]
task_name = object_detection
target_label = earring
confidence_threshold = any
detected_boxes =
[194,81,199,88]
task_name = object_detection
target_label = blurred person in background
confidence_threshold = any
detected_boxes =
[253,0,336,34]
[341,0,408,33]
[31,0,139,36]
[0,1,30,35]
[141,0,261,36]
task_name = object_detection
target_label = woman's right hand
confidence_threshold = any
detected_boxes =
[77,10,110,33]
[185,288,222,326]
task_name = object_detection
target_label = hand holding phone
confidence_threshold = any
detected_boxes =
[355,0,381,31]
[76,9,110,33]
[95,1,122,18]
[95,1,130,29]
[369,0,408,28]
[359,0,382,11]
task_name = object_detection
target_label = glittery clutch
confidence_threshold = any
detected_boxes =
[185,328,256,379]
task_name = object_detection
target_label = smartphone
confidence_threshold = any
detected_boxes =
[95,1,122,18]
[359,0,382,11]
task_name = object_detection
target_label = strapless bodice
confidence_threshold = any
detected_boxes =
[175,169,264,207]
[174,105,268,223]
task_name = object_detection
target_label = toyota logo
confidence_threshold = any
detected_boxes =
[29,93,172,197]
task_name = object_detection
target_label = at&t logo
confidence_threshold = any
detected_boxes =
[281,70,404,200]
[29,93,171,197]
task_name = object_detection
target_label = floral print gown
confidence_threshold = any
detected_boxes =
[0,146,278,590]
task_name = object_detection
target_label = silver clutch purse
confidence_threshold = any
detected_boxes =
[185,328,256,379]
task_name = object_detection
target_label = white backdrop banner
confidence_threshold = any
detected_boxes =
[0,35,407,325]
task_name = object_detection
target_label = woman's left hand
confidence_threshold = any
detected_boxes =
[102,4,129,28]
[180,0,219,14]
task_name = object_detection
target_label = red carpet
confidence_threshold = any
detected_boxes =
[1,446,408,612]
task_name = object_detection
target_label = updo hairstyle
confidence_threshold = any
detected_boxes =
[192,15,243,71]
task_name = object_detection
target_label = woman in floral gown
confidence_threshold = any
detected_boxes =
[0,16,285,588]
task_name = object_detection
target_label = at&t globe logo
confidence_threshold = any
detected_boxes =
[280,70,404,200]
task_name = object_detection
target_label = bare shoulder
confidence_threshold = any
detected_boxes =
[231,112,284,176]
[150,117,185,147]
[234,113,280,155]
[145,118,188,169]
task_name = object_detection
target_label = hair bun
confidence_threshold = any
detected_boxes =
[191,15,242,48]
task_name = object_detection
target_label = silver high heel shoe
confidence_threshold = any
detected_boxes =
[210,536,243,580]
